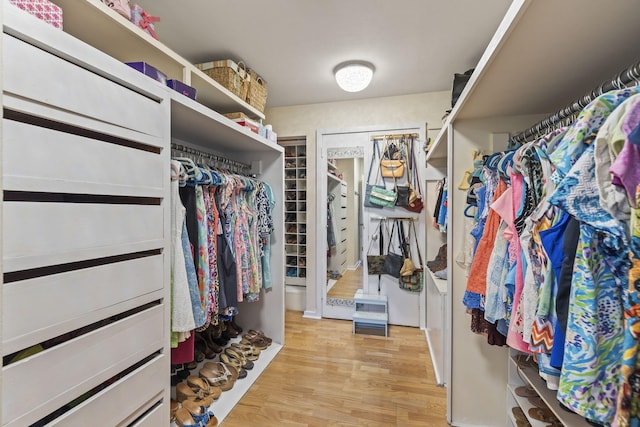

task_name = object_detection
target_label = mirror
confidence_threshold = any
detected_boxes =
[326,156,364,308]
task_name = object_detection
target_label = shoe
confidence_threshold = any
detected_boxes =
[230,342,260,361]
[179,400,219,427]
[175,382,215,406]
[242,330,272,348]
[230,317,243,334]
[221,347,254,370]
[427,244,447,273]
[185,375,222,401]
[194,332,218,359]
[199,362,237,391]
[434,268,448,280]
[528,407,559,423]
[170,399,181,422]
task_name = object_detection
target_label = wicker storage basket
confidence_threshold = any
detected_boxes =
[246,69,268,113]
[196,59,249,101]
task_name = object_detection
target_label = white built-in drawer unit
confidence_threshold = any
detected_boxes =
[2,6,170,426]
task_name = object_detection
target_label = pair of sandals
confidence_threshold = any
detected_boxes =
[174,399,218,427]
[220,346,253,378]
[241,330,272,350]
[199,361,238,391]
[512,386,563,426]
[175,375,221,405]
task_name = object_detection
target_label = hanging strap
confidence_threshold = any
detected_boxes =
[386,219,399,254]
[379,219,384,256]
[366,218,385,255]
[399,220,410,259]
[366,139,379,185]
[411,139,422,195]
[409,221,424,267]
[367,139,386,186]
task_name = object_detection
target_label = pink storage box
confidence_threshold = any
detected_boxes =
[9,0,63,29]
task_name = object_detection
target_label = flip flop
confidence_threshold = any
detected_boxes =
[528,407,559,423]
[527,396,546,408]
[515,385,538,397]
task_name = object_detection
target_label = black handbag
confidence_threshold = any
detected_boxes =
[382,220,404,278]
[364,139,384,209]
[394,178,411,207]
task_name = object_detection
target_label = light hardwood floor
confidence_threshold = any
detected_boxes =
[327,267,363,300]
[222,311,449,427]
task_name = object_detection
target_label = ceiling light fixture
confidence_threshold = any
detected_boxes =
[334,61,375,92]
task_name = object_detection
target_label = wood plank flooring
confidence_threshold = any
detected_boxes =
[222,310,449,426]
[327,267,363,300]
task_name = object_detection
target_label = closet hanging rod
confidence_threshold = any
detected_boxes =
[512,61,640,143]
[370,216,417,221]
[171,142,251,173]
[371,133,419,141]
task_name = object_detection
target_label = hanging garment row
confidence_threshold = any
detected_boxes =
[169,153,275,365]
[459,84,640,426]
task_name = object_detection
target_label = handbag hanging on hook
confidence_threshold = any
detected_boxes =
[380,137,406,178]
[403,136,424,213]
[399,221,424,292]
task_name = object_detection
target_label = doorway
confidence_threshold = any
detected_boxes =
[316,125,425,324]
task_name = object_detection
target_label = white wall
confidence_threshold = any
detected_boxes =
[266,91,450,318]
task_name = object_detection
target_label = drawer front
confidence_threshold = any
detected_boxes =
[2,305,164,427]
[3,254,164,355]
[3,120,165,197]
[44,356,167,427]
[3,34,165,139]
[128,402,166,427]
[3,202,164,272]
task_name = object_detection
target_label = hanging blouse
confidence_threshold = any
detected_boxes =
[170,161,196,334]
[195,185,212,325]
[549,87,640,182]
[550,143,629,425]
[257,182,275,289]
[595,94,640,220]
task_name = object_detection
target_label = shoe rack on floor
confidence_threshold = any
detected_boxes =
[282,140,307,286]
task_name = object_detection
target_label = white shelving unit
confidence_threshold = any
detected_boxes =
[283,144,307,286]
[2,1,285,425]
[327,174,348,277]
[427,0,640,425]
[50,0,265,120]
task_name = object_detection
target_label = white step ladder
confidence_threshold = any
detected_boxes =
[352,289,388,336]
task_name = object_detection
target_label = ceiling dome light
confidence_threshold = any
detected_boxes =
[334,61,375,92]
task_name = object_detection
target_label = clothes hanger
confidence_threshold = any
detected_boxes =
[173,156,202,183]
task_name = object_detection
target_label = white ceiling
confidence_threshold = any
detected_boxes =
[134,0,513,108]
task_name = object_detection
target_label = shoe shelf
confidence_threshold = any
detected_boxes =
[170,339,283,426]
[427,269,448,295]
[283,143,307,286]
[508,353,592,427]
[353,290,388,336]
